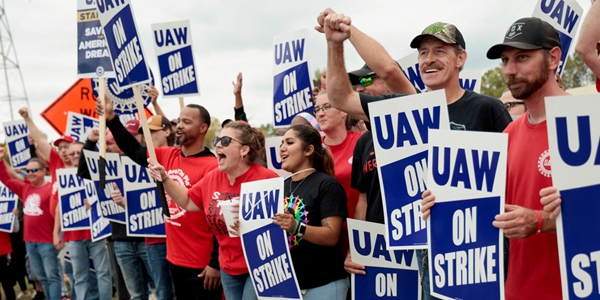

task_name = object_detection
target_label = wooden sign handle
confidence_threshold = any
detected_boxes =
[98,78,107,190]
[179,97,184,110]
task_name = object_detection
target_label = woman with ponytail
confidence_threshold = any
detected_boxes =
[272,125,349,299]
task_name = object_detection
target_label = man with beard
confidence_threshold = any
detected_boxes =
[316,9,512,299]
[95,96,222,300]
[486,17,569,299]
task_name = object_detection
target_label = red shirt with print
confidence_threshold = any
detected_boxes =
[0,232,11,256]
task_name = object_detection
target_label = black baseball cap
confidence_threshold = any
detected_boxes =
[487,17,562,59]
[348,64,376,85]
[410,22,466,50]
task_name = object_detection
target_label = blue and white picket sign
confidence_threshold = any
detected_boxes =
[2,120,30,169]
[0,182,17,233]
[546,94,600,299]
[77,0,114,78]
[85,179,111,242]
[348,219,420,300]
[91,70,154,118]
[426,129,507,300]
[265,137,291,178]
[65,112,99,142]
[397,52,483,93]
[368,90,449,249]
[151,20,200,98]
[240,177,301,300]
[273,29,313,128]
[532,0,583,75]
[95,0,151,89]
[57,168,90,232]
[121,156,165,237]
[83,150,126,224]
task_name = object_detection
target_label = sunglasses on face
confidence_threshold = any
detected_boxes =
[213,136,245,147]
[26,168,41,174]
[313,103,332,114]
[358,75,379,87]
[504,101,525,111]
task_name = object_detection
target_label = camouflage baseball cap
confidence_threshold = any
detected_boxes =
[410,22,466,50]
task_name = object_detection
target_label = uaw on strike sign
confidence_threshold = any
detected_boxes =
[546,94,600,299]
[368,90,449,249]
[273,29,313,128]
[426,130,507,300]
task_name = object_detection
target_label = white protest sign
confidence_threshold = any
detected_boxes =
[532,0,583,74]
[348,219,420,300]
[426,129,507,300]
[0,182,17,233]
[265,137,291,178]
[368,90,450,249]
[85,179,111,242]
[95,0,151,88]
[273,29,314,128]
[151,20,200,98]
[77,0,114,78]
[121,156,165,238]
[3,120,30,169]
[546,94,600,299]
[240,177,302,299]
[65,112,99,142]
[57,168,90,231]
[83,150,126,223]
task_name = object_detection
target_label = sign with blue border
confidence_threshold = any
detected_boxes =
[0,182,17,233]
[85,179,111,242]
[57,168,90,231]
[77,0,114,78]
[265,137,291,178]
[65,112,99,142]
[3,120,30,169]
[83,150,126,224]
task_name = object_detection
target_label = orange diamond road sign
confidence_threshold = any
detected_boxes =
[41,79,153,135]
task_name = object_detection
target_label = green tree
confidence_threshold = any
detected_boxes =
[561,53,595,89]
[259,123,275,137]
[480,65,506,98]
[313,68,323,90]
[204,117,221,148]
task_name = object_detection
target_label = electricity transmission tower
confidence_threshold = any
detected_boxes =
[0,1,30,122]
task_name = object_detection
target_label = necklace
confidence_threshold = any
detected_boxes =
[288,168,315,198]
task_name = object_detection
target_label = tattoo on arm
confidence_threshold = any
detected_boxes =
[321,217,330,227]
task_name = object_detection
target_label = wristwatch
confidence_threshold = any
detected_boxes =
[296,223,307,237]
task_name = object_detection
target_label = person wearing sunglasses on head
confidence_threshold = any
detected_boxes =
[0,148,61,300]
[148,121,278,300]
[95,95,222,300]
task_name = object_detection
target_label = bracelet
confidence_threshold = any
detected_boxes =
[535,210,542,234]
[290,220,300,235]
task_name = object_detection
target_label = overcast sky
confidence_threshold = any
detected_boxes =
[1,0,592,141]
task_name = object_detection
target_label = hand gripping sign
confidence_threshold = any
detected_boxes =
[2,120,30,169]
[121,156,165,237]
[95,0,151,89]
[532,0,583,75]
[368,90,449,249]
[0,182,17,233]
[57,168,91,232]
[84,179,112,242]
[546,94,600,299]
[426,129,507,300]
[348,219,420,300]
[273,29,314,128]
[240,177,302,300]
[77,0,114,78]
[151,20,200,98]
[83,150,126,224]
[265,137,292,178]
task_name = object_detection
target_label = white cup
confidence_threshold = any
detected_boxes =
[218,198,240,238]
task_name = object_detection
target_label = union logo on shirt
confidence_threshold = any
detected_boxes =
[537,149,552,178]
[23,194,43,216]
[165,169,191,224]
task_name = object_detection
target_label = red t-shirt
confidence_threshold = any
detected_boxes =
[504,115,561,300]
[63,229,91,242]
[0,232,11,256]
[323,131,362,218]
[155,147,218,269]
[188,164,279,275]
[0,163,53,243]
[145,237,166,246]
[49,149,66,218]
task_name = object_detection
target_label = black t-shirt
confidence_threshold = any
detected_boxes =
[356,90,512,222]
[285,171,348,289]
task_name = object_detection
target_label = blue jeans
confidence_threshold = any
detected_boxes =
[146,243,173,300]
[418,249,441,300]
[63,260,75,297]
[303,278,349,300]
[69,239,113,300]
[220,270,257,300]
[26,242,61,300]
[113,240,150,300]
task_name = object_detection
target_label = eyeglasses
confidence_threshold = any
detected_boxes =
[68,152,81,157]
[358,75,379,87]
[504,101,525,111]
[213,136,245,147]
[26,168,41,174]
[313,103,332,114]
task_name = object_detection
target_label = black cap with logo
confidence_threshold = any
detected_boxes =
[487,17,562,59]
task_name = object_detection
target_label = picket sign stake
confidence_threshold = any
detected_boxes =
[98,77,107,189]
[134,87,157,163]
[179,97,184,110]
